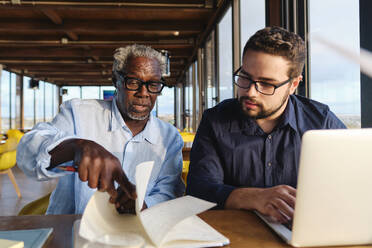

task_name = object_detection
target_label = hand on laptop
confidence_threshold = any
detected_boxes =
[225,185,296,223]
[253,185,296,223]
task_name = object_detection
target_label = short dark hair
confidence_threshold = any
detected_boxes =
[243,26,306,78]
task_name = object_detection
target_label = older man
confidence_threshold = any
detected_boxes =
[186,27,346,223]
[17,44,185,214]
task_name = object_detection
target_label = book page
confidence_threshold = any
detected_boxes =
[78,161,223,248]
[162,215,229,246]
[139,196,216,247]
[79,161,154,247]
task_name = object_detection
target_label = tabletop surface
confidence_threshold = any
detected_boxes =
[0,210,371,248]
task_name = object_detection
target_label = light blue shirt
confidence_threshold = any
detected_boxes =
[17,98,185,214]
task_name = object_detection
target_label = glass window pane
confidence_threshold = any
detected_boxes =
[1,70,10,132]
[205,31,217,108]
[194,61,200,127]
[62,86,81,102]
[23,76,35,129]
[309,0,360,128]
[157,87,175,125]
[100,86,116,100]
[240,0,265,49]
[45,82,54,122]
[82,86,100,99]
[35,81,45,124]
[53,85,59,116]
[175,85,182,129]
[218,7,233,102]
[10,72,16,129]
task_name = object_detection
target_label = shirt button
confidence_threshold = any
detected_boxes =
[268,162,272,167]
[268,135,272,140]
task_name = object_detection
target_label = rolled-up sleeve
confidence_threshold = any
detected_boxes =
[145,134,185,208]
[186,111,236,208]
[16,101,78,180]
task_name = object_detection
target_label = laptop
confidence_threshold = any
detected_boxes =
[256,128,372,247]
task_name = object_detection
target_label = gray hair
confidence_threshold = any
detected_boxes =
[112,44,166,80]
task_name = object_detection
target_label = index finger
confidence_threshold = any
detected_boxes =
[114,168,137,200]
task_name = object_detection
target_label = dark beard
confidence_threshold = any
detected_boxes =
[238,91,290,120]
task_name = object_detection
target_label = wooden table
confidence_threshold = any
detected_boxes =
[0,214,81,248]
[0,211,371,248]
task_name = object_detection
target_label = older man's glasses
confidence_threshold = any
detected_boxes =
[119,74,166,94]
[233,67,292,96]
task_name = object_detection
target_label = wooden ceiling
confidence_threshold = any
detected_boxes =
[0,0,229,87]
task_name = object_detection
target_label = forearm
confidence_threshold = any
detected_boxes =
[225,187,264,210]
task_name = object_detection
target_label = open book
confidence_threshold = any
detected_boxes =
[73,161,229,248]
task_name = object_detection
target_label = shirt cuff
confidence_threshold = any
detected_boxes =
[35,135,78,180]
[215,184,237,208]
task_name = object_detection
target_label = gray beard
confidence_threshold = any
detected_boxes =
[125,107,150,121]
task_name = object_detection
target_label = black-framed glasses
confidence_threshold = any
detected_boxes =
[233,67,292,96]
[118,73,166,94]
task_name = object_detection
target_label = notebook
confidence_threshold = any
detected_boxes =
[256,128,372,247]
[0,228,53,248]
[73,161,230,248]
[0,238,24,248]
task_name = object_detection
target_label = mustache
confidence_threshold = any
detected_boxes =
[131,100,151,107]
[239,96,258,104]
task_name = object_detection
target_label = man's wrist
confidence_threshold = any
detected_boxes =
[225,187,263,210]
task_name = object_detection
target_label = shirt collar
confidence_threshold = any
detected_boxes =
[278,96,298,132]
[110,97,158,144]
[229,97,298,134]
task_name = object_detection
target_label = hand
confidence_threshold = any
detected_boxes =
[110,187,147,214]
[225,185,296,223]
[252,185,296,223]
[73,139,136,200]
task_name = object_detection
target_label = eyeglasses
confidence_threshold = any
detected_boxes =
[233,67,292,96]
[118,73,165,94]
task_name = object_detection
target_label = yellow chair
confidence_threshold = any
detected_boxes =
[182,161,190,186]
[18,193,51,216]
[179,132,195,143]
[0,129,24,198]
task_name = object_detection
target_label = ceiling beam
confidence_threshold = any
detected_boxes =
[0,20,204,33]
[0,47,191,58]
[0,59,112,64]
[6,61,184,71]
[0,40,193,49]
[0,1,206,9]
[40,9,63,24]
[40,9,79,41]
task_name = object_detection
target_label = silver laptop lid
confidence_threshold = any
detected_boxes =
[291,129,372,247]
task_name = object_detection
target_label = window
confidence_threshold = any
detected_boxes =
[62,86,81,102]
[194,61,200,128]
[218,7,233,101]
[309,0,361,128]
[240,0,265,53]
[175,84,182,129]
[205,31,217,108]
[157,86,175,125]
[1,70,10,132]
[10,72,16,129]
[35,81,45,124]
[82,86,100,99]
[23,76,35,129]
[45,82,54,122]
[184,67,193,130]
[100,86,116,100]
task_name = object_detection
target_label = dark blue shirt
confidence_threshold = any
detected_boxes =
[186,95,346,208]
